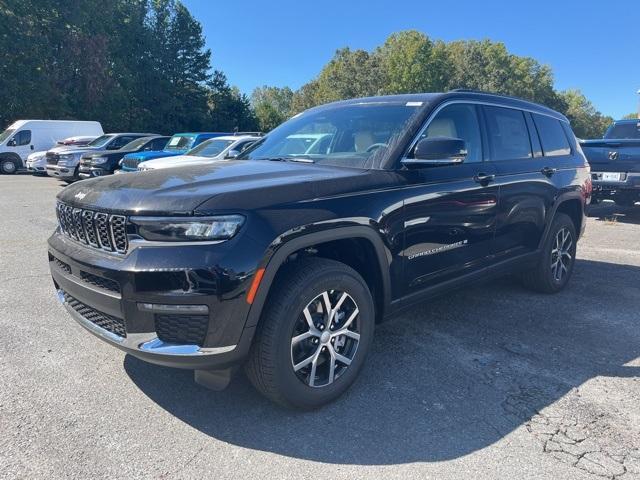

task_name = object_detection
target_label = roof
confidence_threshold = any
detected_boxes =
[171,132,231,137]
[313,90,568,122]
[207,135,262,141]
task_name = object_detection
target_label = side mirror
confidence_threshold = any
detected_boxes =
[402,137,467,169]
[226,149,240,159]
[7,138,16,147]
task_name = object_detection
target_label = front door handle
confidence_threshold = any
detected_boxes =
[541,166,557,177]
[474,173,495,184]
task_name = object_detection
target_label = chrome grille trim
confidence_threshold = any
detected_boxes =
[56,202,129,254]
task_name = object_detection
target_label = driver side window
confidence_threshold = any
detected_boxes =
[417,104,482,163]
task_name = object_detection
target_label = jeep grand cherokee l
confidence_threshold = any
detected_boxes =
[48,91,590,409]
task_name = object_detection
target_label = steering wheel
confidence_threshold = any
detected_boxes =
[365,143,388,153]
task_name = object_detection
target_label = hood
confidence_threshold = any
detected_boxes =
[57,160,396,215]
[126,150,184,162]
[48,145,99,155]
[142,155,213,169]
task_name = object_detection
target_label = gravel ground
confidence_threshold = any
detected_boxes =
[1,175,639,480]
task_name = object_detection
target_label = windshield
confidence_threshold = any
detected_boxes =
[187,139,234,157]
[88,134,114,147]
[605,122,640,139]
[165,135,196,151]
[239,102,423,169]
[120,137,152,151]
[0,128,15,144]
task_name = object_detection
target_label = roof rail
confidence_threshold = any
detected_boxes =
[232,131,263,136]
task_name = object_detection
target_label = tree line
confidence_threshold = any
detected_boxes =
[251,31,615,139]
[0,0,258,134]
[0,3,616,139]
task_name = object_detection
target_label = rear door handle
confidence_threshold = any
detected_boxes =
[541,166,557,177]
[474,173,495,184]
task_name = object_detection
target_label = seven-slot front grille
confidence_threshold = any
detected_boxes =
[121,157,141,170]
[46,152,58,165]
[56,202,128,254]
[62,290,126,338]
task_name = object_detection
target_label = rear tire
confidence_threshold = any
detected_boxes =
[520,213,577,294]
[245,257,375,409]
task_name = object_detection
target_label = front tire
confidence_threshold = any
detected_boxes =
[245,257,375,409]
[1,158,17,174]
[520,213,577,293]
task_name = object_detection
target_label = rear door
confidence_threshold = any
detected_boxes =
[484,106,566,258]
[400,103,499,293]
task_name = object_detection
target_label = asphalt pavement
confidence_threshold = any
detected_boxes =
[1,175,639,479]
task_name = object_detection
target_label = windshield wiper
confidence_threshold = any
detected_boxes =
[263,156,315,164]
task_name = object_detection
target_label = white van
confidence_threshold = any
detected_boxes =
[0,120,103,174]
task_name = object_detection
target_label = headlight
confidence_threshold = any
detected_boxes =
[91,156,108,165]
[130,215,245,242]
[59,153,74,160]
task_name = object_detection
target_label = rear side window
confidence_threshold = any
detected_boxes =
[151,137,169,150]
[14,130,31,146]
[533,114,571,156]
[484,106,532,161]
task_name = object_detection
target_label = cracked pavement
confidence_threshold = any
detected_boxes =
[0,175,639,479]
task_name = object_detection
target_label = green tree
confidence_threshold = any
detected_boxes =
[208,71,258,132]
[622,113,639,120]
[251,86,293,131]
[557,90,613,139]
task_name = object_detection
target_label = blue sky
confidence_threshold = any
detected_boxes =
[183,0,639,119]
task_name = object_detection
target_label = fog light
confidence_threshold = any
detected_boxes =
[137,303,209,314]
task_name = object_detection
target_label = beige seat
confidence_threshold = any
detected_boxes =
[426,117,458,138]
[354,131,375,152]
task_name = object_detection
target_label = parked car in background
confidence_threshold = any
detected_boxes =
[137,134,261,171]
[581,119,640,207]
[79,136,169,179]
[119,132,231,172]
[46,133,156,182]
[27,136,99,175]
[0,120,103,174]
[49,91,590,409]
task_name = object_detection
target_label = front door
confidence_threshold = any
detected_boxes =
[400,103,499,294]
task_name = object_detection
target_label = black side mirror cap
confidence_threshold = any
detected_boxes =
[402,137,467,168]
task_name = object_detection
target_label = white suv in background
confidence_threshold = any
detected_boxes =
[137,134,261,171]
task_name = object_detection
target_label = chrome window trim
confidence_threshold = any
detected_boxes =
[401,99,569,162]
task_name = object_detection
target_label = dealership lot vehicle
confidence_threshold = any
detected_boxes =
[78,136,169,178]
[47,91,590,409]
[27,136,99,174]
[45,132,156,182]
[581,119,640,207]
[2,174,639,479]
[0,120,103,174]
[137,134,261,171]
[119,132,232,172]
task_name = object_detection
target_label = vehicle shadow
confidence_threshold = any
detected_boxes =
[588,201,640,225]
[124,259,640,465]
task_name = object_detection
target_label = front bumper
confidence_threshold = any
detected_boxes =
[46,164,76,178]
[78,166,109,179]
[48,232,260,370]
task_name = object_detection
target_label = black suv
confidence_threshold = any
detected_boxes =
[78,135,170,178]
[48,91,590,409]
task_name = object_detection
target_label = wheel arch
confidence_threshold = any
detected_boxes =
[245,226,392,328]
[538,193,585,250]
[0,152,23,172]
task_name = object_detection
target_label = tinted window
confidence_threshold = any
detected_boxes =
[166,135,195,151]
[120,137,152,151]
[14,130,31,145]
[234,140,255,153]
[484,106,532,160]
[151,137,169,150]
[417,104,482,163]
[533,114,571,156]
[188,139,234,157]
[605,122,640,139]
[88,135,114,147]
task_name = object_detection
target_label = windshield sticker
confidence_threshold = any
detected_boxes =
[406,101,423,107]
[168,137,182,146]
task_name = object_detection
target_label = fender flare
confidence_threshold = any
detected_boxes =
[537,191,585,250]
[245,226,392,327]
